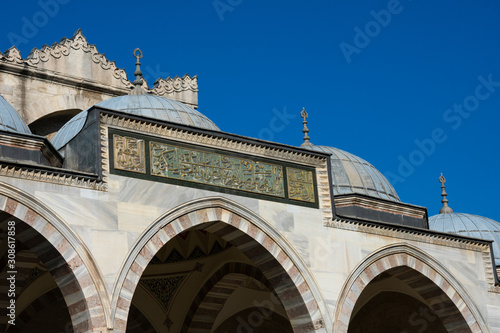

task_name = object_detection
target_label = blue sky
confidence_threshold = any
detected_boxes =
[2,0,500,221]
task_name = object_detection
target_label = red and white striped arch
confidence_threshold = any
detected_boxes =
[0,184,108,332]
[113,198,326,333]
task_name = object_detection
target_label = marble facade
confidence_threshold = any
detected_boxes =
[0,30,499,333]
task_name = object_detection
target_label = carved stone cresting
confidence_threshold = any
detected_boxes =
[3,46,24,64]
[113,134,145,173]
[152,74,199,94]
[25,29,133,88]
[287,167,315,203]
[150,141,285,198]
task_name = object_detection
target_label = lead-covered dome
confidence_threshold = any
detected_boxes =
[429,213,500,266]
[0,94,31,134]
[51,95,219,150]
[303,145,400,202]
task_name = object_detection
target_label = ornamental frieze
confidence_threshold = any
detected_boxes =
[150,141,285,198]
[109,129,318,207]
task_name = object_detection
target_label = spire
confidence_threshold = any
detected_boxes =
[129,48,147,95]
[300,107,313,147]
[439,173,454,214]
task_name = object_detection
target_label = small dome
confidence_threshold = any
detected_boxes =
[51,95,219,150]
[429,213,500,266]
[0,94,31,134]
[303,145,400,202]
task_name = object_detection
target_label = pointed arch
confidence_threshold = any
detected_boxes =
[0,181,109,332]
[111,197,328,332]
[183,262,272,332]
[333,243,489,333]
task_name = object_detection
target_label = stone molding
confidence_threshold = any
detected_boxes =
[334,195,426,219]
[0,181,109,331]
[325,218,491,253]
[110,197,329,332]
[0,131,63,167]
[100,113,327,166]
[0,164,104,190]
[333,243,490,333]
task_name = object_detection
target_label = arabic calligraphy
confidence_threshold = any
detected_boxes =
[150,141,285,197]
[287,168,315,203]
[113,134,145,173]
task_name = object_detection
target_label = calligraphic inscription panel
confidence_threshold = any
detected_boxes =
[286,168,315,203]
[113,134,146,173]
[150,141,285,198]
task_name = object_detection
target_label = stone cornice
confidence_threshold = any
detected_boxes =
[0,131,63,167]
[0,162,104,190]
[325,218,492,252]
[334,195,427,219]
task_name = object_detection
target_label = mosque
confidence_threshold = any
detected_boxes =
[0,29,499,333]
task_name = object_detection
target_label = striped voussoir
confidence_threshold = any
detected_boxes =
[0,197,106,332]
[182,262,271,333]
[336,253,480,333]
[117,207,321,333]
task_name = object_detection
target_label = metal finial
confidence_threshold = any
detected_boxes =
[130,48,147,95]
[300,108,313,147]
[439,173,453,214]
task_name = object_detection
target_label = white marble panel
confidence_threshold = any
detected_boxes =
[91,229,129,293]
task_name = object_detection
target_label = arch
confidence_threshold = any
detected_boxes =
[29,108,82,139]
[183,262,272,332]
[0,181,109,331]
[333,243,489,333]
[112,197,327,332]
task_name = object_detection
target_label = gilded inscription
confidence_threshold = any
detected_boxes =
[113,134,146,173]
[287,168,315,203]
[150,142,285,197]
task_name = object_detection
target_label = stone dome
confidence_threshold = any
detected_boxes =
[0,94,31,134]
[51,95,219,150]
[303,145,400,202]
[429,213,500,266]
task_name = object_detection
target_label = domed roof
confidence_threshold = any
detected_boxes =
[429,213,500,266]
[51,95,220,150]
[0,94,31,135]
[303,145,400,202]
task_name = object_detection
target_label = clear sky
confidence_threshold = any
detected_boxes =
[1,0,500,222]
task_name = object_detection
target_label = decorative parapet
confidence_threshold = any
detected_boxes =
[24,29,133,89]
[0,29,199,108]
